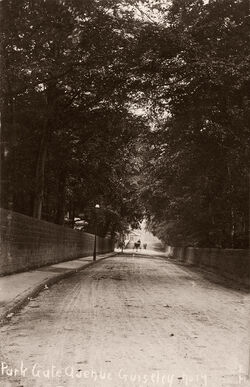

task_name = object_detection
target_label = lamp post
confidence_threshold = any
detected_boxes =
[93,204,100,261]
[121,232,124,253]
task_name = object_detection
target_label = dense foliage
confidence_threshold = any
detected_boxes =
[140,0,249,248]
[0,0,146,236]
[1,0,249,246]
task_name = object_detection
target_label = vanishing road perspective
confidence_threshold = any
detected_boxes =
[1,1,250,387]
[0,246,249,387]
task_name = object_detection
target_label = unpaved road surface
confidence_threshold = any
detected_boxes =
[0,254,249,387]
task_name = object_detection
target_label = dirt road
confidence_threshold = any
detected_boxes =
[0,254,249,387]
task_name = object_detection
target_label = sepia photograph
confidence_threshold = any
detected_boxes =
[0,0,249,386]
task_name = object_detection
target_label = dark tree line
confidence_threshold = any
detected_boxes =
[1,0,249,246]
[0,0,147,236]
[139,0,249,248]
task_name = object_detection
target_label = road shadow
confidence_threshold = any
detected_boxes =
[167,258,250,294]
[114,251,250,294]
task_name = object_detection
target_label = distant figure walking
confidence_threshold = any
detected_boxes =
[133,239,141,252]
[143,243,147,250]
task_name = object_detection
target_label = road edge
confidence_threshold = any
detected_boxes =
[0,252,116,325]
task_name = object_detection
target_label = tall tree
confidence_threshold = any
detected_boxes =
[139,0,249,248]
[0,0,146,232]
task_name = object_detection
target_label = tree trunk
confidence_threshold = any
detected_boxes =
[32,82,56,219]
[227,165,236,248]
[230,207,235,248]
[56,171,67,225]
[32,119,48,219]
[1,94,16,211]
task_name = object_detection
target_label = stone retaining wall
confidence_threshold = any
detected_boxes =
[0,208,114,276]
[165,245,250,286]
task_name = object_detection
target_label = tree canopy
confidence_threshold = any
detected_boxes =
[0,0,147,235]
[1,0,249,246]
[139,0,249,248]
